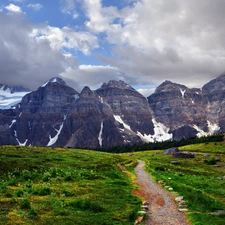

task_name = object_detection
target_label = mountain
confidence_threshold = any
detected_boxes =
[0,75,224,148]
[0,84,31,109]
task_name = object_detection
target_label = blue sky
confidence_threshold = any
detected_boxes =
[1,0,225,95]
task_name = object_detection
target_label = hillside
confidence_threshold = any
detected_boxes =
[0,146,140,225]
[0,142,225,224]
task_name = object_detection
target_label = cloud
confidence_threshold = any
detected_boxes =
[2,0,225,96]
[28,3,43,11]
[60,0,78,19]
[60,65,124,91]
[0,11,80,90]
[79,0,225,89]
[5,4,22,13]
[31,26,98,55]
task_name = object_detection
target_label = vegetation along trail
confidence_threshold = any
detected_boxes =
[134,160,190,225]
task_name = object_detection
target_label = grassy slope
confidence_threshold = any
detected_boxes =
[0,146,141,225]
[129,142,225,225]
[1,142,225,225]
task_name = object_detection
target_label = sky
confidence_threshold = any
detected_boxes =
[1,0,225,96]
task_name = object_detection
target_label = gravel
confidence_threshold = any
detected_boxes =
[134,160,190,225]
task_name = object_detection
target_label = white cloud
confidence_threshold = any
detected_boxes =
[31,26,98,55]
[5,4,22,13]
[83,0,120,33]
[0,11,79,90]
[28,3,43,11]
[79,0,225,88]
[60,0,79,20]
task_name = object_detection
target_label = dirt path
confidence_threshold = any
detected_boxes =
[134,160,190,225]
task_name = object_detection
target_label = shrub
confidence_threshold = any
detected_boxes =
[5,191,13,198]
[204,158,217,165]
[27,208,38,219]
[38,187,51,196]
[15,190,24,197]
[155,166,165,171]
[69,198,104,212]
[20,198,31,210]
[32,187,51,196]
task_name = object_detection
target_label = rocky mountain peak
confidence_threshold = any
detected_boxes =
[41,77,67,88]
[154,80,187,93]
[101,80,134,90]
[202,73,225,93]
[80,86,96,98]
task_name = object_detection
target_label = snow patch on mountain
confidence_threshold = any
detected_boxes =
[207,121,220,134]
[193,121,220,137]
[9,119,16,128]
[180,89,186,99]
[98,121,103,147]
[114,115,131,131]
[137,118,172,142]
[47,123,64,146]
[16,138,28,146]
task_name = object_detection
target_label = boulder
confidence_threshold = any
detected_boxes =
[172,152,195,158]
[164,147,179,155]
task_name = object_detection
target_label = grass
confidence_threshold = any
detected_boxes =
[0,146,141,225]
[1,141,225,225]
[129,142,225,225]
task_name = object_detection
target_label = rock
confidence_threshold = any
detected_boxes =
[143,201,149,206]
[179,208,188,212]
[134,216,144,225]
[138,211,147,215]
[172,152,195,158]
[171,161,181,165]
[141,205,149,211]
[175,196,184,202]
[216,177,222,180]
[211,210,225,215]
[164,147,179,155]
[203,153,210,157]
[178,201,187,208]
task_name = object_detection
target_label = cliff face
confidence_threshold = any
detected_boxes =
[202,74,225,131]
[147,80,206,140]
[0,74,225,148]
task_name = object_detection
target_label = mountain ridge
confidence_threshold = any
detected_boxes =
[0,74,224,148]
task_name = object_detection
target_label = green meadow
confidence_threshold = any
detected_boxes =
[0,141,225,224]
[0,146,140,225]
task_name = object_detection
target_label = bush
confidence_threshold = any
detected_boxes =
[69,198,104,213]
[204,158,217,165]
[27,208,38,219]
[15,190,24,197]
[155,166,165,171]
[20,198,31,209]
[5,191,13,198]
[38,187,51,196]
[32,187,51,196]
